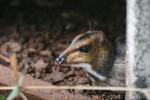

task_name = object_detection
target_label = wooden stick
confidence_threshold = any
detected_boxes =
[0,54,10,63]
[0,86,150,93]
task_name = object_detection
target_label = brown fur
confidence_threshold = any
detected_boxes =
[58,31,116,83]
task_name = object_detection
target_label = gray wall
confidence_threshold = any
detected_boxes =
[127,0,150,99]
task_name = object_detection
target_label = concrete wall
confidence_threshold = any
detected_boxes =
[127,0,150,99]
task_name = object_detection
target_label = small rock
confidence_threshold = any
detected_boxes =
[44,72,65,83]
[0,42,9,55]
[92,95,100,100]
[51,71,65,83]
[77,76,90,84]
[20,57,35,73]
[9,41,22,52]
[0,41,21,55]
[28,48,37,53]
[44,67,65,83]
[40,50,52,56]
[34,59,48,78]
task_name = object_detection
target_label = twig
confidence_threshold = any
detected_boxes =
[6,53,28,100]
[6,73,25,100]
[20,92,28,100]
[1,86,150,93]
[0,54,10,63]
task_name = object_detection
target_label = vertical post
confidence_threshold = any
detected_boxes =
[127,0,150,99]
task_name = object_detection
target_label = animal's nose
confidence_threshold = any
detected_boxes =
[55,55,65,64]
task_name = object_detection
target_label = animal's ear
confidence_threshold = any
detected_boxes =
[95,31,106,46]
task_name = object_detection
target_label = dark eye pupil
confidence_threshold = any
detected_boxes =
[79,45,91,53]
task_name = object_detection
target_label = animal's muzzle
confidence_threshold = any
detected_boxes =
[55,55,65,64]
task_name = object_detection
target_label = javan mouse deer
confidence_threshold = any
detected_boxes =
[56,31,125,86]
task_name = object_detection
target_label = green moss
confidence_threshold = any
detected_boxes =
[0,96,5,100]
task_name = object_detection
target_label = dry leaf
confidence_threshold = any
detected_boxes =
[10,53,19,81]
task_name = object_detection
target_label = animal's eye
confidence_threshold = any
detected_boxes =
[78,45,92,53]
